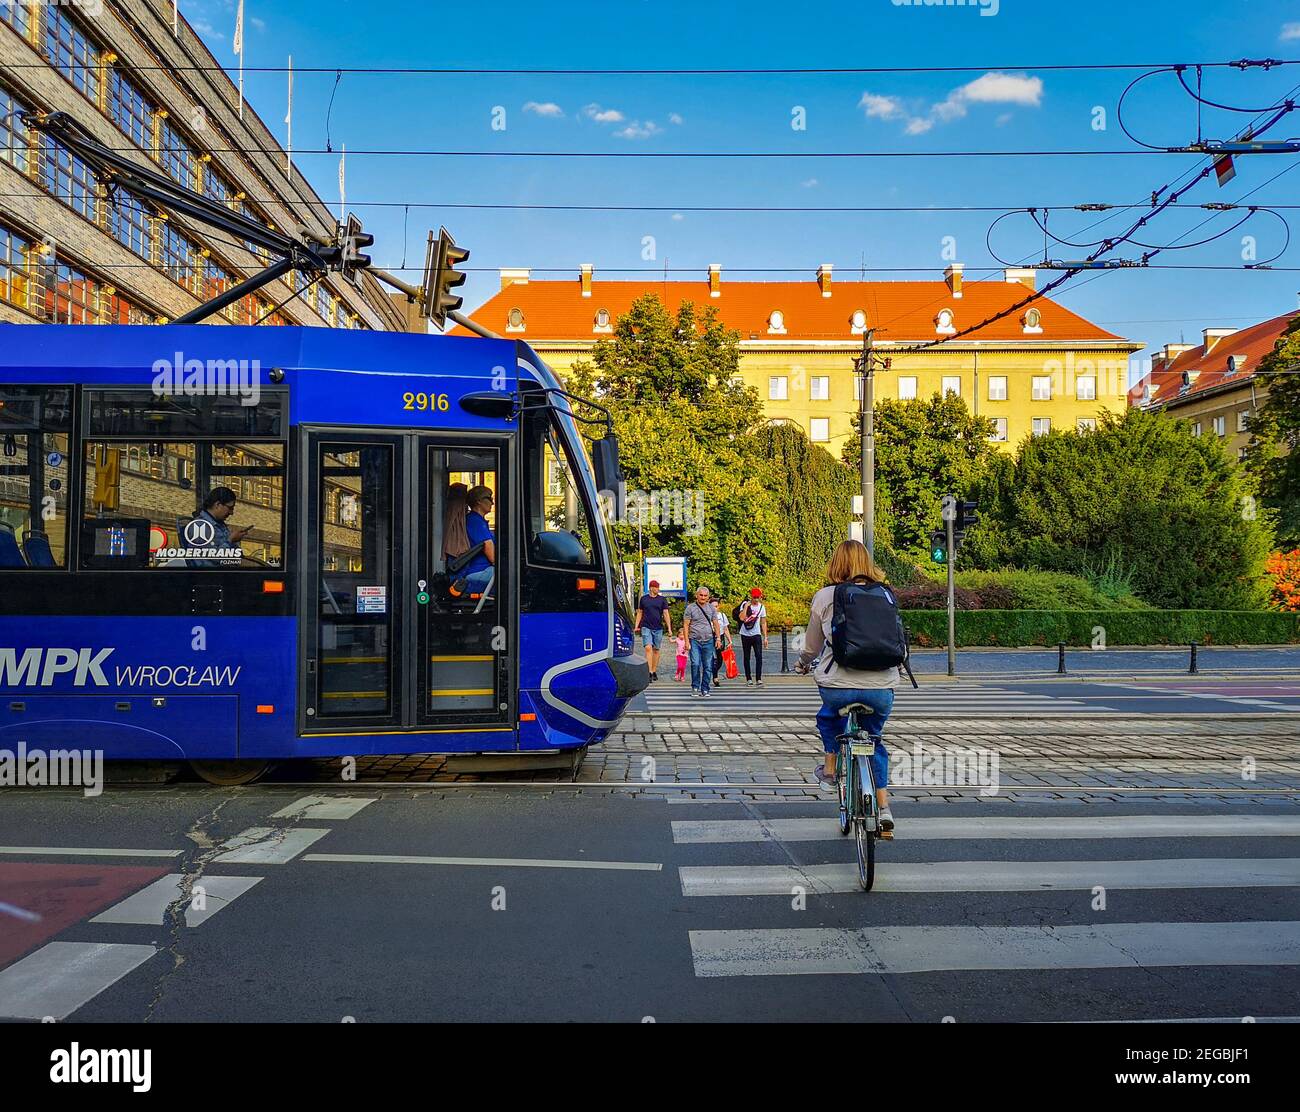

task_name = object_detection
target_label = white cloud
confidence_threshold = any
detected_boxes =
[801,178,818,188]
[614,120,662,140]
[996,112,1013,127]
[671,213,685,221]
[584,103,625,124]
[523,101,565,118]
[859,92,905,121]
[251,16,266,31]
[1282,22,1300,41]
[958,72,1043,107]
[668,112,684,125]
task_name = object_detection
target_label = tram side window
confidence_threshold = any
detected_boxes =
[0,386,73,569]
[522,408,596,569]
[80,440,284,569]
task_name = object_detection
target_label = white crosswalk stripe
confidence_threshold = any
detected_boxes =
[643,682,1102,717]
[675,811,1300,987]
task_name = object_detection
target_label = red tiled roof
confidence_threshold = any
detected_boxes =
[1127,310,1299,408]
[454,276,1131,344]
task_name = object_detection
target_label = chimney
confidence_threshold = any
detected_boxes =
[1202,327,1237,354]
[1156,343,1195,370]
[708,263,721,298]
[1004,268,1037,290]
[945,263,964,299]
[579,263,593,298]
[499,267,530,291]
[817,263,833,298]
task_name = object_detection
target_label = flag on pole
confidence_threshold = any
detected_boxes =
[338,145,346,224]
[172,1,179,36]
[285,55,293,180]
[233,0,245,120]
[1214,153,1236,187]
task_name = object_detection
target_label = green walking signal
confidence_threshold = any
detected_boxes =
[929,529,948,565]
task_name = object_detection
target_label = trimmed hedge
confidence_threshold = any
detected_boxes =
[902,610,1300,648]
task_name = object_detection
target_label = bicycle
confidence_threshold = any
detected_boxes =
[835,702,891,891]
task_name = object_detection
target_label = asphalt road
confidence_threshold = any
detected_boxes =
[2,784,1298,1023]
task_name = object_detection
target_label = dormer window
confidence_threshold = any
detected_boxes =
[593,308,612,332]
[1227,354,1247,374]
[506,307,526,332]
[1022,307,1042,334]
[850,309,868,333]
[936,308,956,335]
[768,310,786,334]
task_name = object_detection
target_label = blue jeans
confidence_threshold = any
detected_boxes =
[689,639,716,693]
[815,687,894,791]
[457,567,495,594]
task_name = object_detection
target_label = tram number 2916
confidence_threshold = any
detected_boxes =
[402,391,451,412]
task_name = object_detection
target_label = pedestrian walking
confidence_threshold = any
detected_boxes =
[739,588,769,686]
[633,579,673,682]
[673,631,688,682]
[681,586,722,697]
[712,605,733,685]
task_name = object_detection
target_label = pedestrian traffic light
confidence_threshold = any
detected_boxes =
[929,529,948,565]
[422,226,470,329]
[338,213,374,287]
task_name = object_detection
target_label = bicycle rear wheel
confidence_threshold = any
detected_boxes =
[856,753,877,891]
[837,741,851,835]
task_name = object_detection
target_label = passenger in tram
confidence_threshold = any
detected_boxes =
[449,485,496,598]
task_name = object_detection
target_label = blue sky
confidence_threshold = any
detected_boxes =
[184,0,1300,368]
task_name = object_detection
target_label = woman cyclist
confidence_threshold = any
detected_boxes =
[795,539,897,833]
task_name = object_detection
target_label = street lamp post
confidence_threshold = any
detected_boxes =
[857,329,875,557]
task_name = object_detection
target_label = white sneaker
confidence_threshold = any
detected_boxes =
[878,809,895,833]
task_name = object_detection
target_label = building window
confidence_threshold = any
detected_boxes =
[0,0,31,39]
[768,309,785,333]
[506,307,525,332]
[936,309,956,334]
[45,5,102,104]
[1077,417,1097,432]
[160,222,202,295]
[38,137,98,223]
[768,376,788,401]
[1237,410,1250,433]
[809,418,830,443]
[989,417,1008,442]
[0,88,31,175]
[108,194,152,260]
[1192,421,1202,437]
[897,376,918,401]
[1076,376,1096,401]
[942,376,961,398]
[0,386,72,568]
[1212,415,1226,437]
[1031,417,1052,437]
[1022,307,1042,334]
[109,70,153,150]
[33,260,99,324]
[1032,376,1052,401]
[810,376,830,401]
[158,117,200,192]
[594,307,611,331]
[988,376,1008,401]
[0,226,32,312]
[851,309,867,333]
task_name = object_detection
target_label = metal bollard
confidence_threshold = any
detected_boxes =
[781,629,791,674]
[1057,641,1067,674]
[1189,642,1199,674]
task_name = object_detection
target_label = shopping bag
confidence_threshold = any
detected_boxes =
[722,645,739,679]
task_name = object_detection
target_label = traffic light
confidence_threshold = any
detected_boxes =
[957,499,980,533]
[929,529,948,565]
[422,226,470,329]
[338,213,374,287]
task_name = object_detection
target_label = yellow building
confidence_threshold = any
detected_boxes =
[458,264,1142,452]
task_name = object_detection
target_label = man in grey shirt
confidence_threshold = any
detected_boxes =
[681,585,722,697]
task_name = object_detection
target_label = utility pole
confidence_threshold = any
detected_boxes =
[857,328,876,556]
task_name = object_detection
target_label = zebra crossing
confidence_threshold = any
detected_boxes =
[669,808,1300,1012]
[643,678,1104,716]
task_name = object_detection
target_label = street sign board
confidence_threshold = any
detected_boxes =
[643,556,687,599]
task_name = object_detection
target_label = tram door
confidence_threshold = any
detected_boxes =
[301,430,512,739]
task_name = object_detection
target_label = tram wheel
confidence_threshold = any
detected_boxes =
[569,745,589,783]
[189,759,272,786]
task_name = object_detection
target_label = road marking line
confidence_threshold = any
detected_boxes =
[269,795,378,821]
[689,921,1300,978]
[302,852,662,872]
[679,858,1300,896]
[0,846,182,858]
[214,828,331,864]
[672,815,1300,844]
[0,941,157,1020]
[90,874,263,926]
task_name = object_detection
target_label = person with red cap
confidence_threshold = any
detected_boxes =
[738,587,769,686]
[634,579,673,682]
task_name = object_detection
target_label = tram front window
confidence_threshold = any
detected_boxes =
[0,386,72,568]
[522,408,595,569]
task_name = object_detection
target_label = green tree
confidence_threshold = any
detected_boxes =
[966,408,1274,609]
[842,392,998,554]
[1244,315,1300,546]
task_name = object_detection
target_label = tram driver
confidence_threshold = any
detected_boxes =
[448,485,496,599]
[187,486,251,568]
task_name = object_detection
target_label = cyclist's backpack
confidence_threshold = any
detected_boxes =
[830,577,917,686]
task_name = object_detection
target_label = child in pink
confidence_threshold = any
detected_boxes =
[673,633,688,682]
